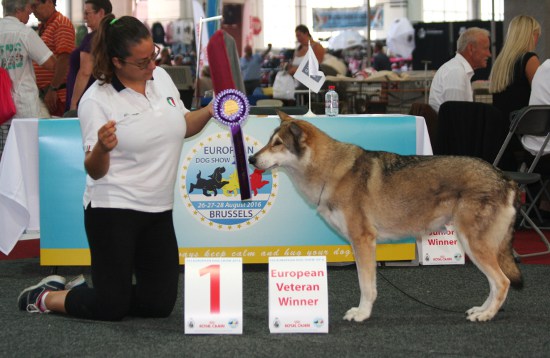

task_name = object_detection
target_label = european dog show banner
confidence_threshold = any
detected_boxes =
[39,115,419,265]
[268,256,329,333]
[184,257,243,334]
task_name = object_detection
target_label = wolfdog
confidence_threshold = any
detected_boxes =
[248,111,522,322]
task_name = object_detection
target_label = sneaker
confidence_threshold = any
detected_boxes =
[65,274,88,290]
[17,275,66,313]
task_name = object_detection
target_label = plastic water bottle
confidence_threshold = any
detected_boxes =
[325,85,339,116]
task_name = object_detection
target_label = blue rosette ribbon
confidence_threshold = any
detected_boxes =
[212,89,251,200]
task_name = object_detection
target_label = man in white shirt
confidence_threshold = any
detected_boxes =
[521,59,550,154]
[428,27,491,113]
[0,0,56,119]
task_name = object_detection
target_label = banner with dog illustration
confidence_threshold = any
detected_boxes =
[39,115,427,265]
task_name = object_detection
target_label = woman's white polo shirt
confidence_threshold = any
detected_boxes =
[78,66,189,212]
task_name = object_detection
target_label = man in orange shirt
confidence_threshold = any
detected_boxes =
[32,0,75,117]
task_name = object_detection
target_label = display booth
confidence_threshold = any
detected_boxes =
[0,115,432,265]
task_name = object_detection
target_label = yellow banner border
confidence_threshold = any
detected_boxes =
[40,243,415,266]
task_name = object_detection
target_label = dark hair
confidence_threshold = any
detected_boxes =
[295,25,311,37]
[85,0,112,14]
[92,15,152,84]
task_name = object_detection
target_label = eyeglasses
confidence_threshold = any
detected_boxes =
[119,45,160,70]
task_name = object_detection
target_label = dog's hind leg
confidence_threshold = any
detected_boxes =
[344,236,378,322]
[455,223,511,322]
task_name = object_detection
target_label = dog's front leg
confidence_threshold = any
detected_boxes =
[344,236,377,322]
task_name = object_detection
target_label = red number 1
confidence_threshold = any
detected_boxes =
[199,264,220,314]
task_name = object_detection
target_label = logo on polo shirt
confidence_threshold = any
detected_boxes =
[167,97,176,107]
[178,132,278,231]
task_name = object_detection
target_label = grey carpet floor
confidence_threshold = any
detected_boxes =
[1,258,549,357]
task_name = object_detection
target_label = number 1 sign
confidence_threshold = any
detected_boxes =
[184,257,243,334]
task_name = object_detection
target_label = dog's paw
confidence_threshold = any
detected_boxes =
[343,307,371,322]
[466,307,495,322]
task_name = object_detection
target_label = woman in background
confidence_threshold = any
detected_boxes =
[490,15,541,121]
[489,15,541,170]
[287,24,325,76]
[65,0,112,115]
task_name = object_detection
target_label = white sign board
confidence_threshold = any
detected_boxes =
[420,224,465,265]
[268,256,329,333]
[184,257,243,334]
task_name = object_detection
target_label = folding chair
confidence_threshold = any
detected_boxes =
[493,105,550,258]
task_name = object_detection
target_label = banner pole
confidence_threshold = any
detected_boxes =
[303,41,316,117]
[193,15,223,110]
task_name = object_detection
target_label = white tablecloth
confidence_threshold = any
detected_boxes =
[0,119,40,254]
[0,116,432,255]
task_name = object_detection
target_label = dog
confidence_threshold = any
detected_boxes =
[189,167,229,196]
[222,171,241,197]
[248,111,523,322]
[250,169,270,196]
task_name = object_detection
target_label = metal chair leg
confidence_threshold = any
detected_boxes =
[517,208,550,258]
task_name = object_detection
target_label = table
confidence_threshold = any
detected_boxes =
[0,115,432,262]
[0,119,41,255]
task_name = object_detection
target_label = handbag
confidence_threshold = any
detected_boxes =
[0,67,16,124]
[272,70,295,100]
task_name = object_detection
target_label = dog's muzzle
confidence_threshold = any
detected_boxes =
[248,155,257,166]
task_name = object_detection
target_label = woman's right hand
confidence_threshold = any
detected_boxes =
[97,120,118,152]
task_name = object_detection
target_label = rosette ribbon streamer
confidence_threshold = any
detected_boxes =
[213,89,251,200]
[207,30,251,200]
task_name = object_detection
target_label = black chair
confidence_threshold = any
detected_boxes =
[435,101,512,167]
[493,105,550,258]
[409,102,438,146]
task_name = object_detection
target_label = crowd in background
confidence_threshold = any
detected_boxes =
[1,1,549,151]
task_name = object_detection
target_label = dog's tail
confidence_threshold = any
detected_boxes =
[499,188,523,290]
[499,237,523,290]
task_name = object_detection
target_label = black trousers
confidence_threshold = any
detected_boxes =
[65,207,180,321]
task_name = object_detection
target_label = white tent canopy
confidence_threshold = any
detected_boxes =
[328,30,366,50]
[386,17,415,58]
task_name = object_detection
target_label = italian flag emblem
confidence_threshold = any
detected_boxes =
[167,97,176,107]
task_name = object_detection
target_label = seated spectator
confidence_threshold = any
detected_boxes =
[519,59,550,213]
[428,27,491,113]
[490,15,541,124]
[198,65,213,97]
[522,59,550,155]
[157,47,172,66]
[173,54,184,66]
[372,41,391,71]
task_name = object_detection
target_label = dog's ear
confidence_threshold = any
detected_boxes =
[289,122,303,140]
[285,122,305,156]
[276,110,293,123]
